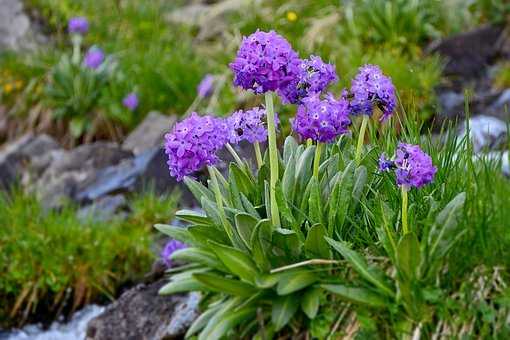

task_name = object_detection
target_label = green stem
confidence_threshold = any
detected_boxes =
[254,141,263,170]
[265,92,280,227]
[306,138,313,147]
[401,185,409,234]
[208,166,234,242]
[225,143,244,168]
[313,142,322,178]
[71,35,82,65]
[355,115,369,164]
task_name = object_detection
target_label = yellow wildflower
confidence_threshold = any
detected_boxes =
[3,83,13,94]
[286,11,298,22]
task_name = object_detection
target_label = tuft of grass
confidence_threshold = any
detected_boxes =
[0,188,179,328]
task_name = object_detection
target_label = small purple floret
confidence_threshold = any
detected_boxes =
[197,74,215,98]
[350,64,396,120]
[230,30,301,94]
[380,143,437,188]
[68,17,89,35]
[227,107,278,144]
[279,55,338,104]
[122,92,139,111]
[84,47,104,69]
[161,239,187,268]
[164,112,228,181]
[292,93,351,143]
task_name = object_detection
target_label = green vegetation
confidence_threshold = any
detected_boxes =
[0,188,179,328]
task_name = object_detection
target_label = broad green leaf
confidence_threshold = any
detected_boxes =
[281,151,296,203]
[159,277,207,295]
[231,164,255,198]
[325,237,394,297]
[352,165,367,204]
[184,177,215,202]
[171,247,226,271]
[188,225,230,247]
[296,146,316,191]
[251,219,273,271]
[283,136,298,164]
[301,287,321,319]
[154,224,193,244]
[193,272,256,297]
[397,232,421,280]
[255,273,281,288]
[198,298,241,340]
[330,161,355,235]
[276,270,317,295]
[176,209,211,225]
[201,198,223,226]
[203,306,256,340]
[240,193,260,219]
[273,229,302,260]
[228,165,244,211]
[304,224,331,259]
[272,294,299,331]
[186,304,222,338]
[208,241,258,283]
[235,213,259,249]
[276,184,298,232]
[321,284,386,307]
[308,177,323,225]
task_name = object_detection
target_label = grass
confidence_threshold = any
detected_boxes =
[0,188,179,328]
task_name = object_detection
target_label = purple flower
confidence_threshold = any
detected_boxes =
[279,55,338,104]
[122,92,139,111]
[227,107,278,144]
[349,64,396,120]
[84,47,104,69]
[164,112,228,181]
[197,74,215,98]
[292,93,351,143]
[68,17,89,35]
[230,30,301,94]
[380,143,437,188]
[161,239,187,268]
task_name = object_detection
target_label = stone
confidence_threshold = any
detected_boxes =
[0,0,46,51]
[85,280,200,340]
[123,112,176,155]
[77,194,128,222]
[487,88,510,120]
[458,115,508,153]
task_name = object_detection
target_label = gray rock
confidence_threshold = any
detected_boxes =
[85,280,200,340]
[77,194,128,222]
[0,0,46,51]
[123,112,176,155]
[487,88,510,119]
[458,115,508,153]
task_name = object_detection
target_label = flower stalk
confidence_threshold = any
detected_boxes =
[313,142,322,178]
[254,141,263,169]
[401,185,409,234]
[265,92,280,227]
[355,114,369,164]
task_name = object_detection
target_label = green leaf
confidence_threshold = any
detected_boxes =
[325,237,394,297]
[240,193,261,219]
[329,161,355,235]
[322,284,386,307]
[301,287,321,319]
[201,197,223,226]
[171,247,226,271]
[296,146,316,191]
[235,213,259,249]
[275,183,298,232]
[188,225,230,247]
[304,224,331,259]
[186,304,223,338]
[184,177,215,202]
[203,306,256,340]
[352,165,367,204]
[154,224,193,244]
[283,136,298,164]
[281,151,296,203]
[176,209,211,225]
[397,232,421,280]
[231,164,255,198]
[208,241,258,283]
[273,229,302,260]
[276,270,317,295]
[193,272,256,297]
[308,177,323,225]
[251,219,273,271]
[255,273,281,288]
[159,277,207,295]
[272,294,300,331]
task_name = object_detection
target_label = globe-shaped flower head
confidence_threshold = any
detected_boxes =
[227,107,279,144]
[164,113,228,181]
[84,47,104,69]
[350,64,396,120]
[279,55,338,104]
[230,30,301,94]
[68,17,89,35]
[292,93,351,143]
[379,143,437,188]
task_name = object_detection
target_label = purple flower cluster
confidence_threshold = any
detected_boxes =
[350,64,396,120]
[84,47,104,69]
[197,74,215,98]
[230,30,301,94]
[379,143,437,188]
[68,17,89,35]
[292,94,351,143]
[279,55,338,104]
[161,239,187,268]
[122,92,139,111]
[164,112,228,181]
[227,107,277,144]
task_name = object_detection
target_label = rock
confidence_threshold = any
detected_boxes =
[86,280,200,340]
[427,25,506,82]
[458,115,508,153]
[473,151,509,177]
[77,194,128,222]
[0,0,46,51]
[487,88,510,119]
[123,112,176,155]
[76,147,183,203]
[0,133,60,190]
[34,142,132,209]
